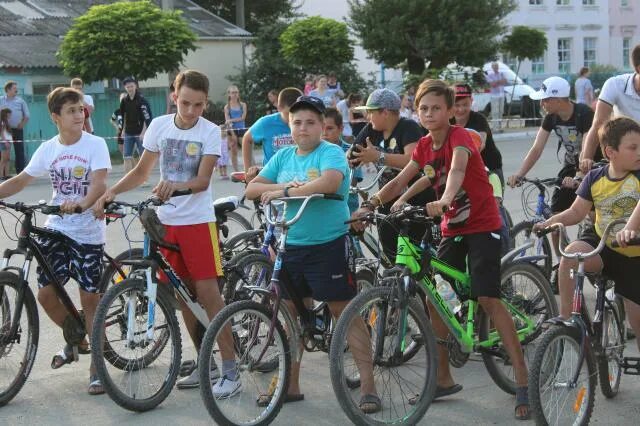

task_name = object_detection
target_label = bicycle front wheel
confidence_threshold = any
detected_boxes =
[329,286,438,426]
[529,325,596,426]
[199,300,290,426]
[598,300,624,398]
[0,272,39,406]
[510,220,553,280]
[91,278,182,412]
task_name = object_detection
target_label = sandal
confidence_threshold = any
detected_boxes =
[434,383,463,400]
[88,374,105,395]
[515,386,531,420]
[51,344,76,369]
[359,393,381,414]
[256,392,304,407]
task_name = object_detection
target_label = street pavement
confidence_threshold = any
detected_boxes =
[2,132,640,425]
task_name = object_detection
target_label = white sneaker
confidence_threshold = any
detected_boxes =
[176,364,220,389]
[211,376,243,399]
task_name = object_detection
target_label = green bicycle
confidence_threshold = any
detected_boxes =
[330,206,558,425]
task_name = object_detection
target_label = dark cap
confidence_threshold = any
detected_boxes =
[454,83,473,99]
[121,76,137,85]
[289,95,326,115]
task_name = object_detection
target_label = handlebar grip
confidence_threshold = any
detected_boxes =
[610,237,640,248]
[171,189,192,197]
[40,205,61,215]
[535,227,555,237]
[323,193,344,201]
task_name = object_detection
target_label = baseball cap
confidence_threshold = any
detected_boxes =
[529,76,570,100]
[289,95,326,115]
[454,83,473,99]
[121,76,137,85]
[353,88,401,111]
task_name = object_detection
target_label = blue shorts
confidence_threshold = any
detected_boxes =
[281,234,356,302]
[123,133,143,158]
[36,233,104,294]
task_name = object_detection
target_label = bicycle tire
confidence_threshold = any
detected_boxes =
[510,220,553,279]
[0,272,39,407]
[98,248,145,293]
[329,286,438,426]
[91,278,182,412]
[222,252,272,303]
[223,229,264,260]
[480,262,558,395]
[529,325,596,426]
[199,300,290,426]
[598,300,624,398]
[221,211,253,240]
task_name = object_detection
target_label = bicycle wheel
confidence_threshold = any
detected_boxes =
[223,252,273,303]
[199,300,290,426]
[91,278,182,412]
[510,220,553,279]
[221,211,253,241]
[0,272,39,407]
[529,325,596,426]
[330,286,438,426]
[598,300,624,398]
[479,262,557,395]
[223,230,264,260]
[99,248,144,293]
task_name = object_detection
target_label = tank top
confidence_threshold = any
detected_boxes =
[229,104,245,130]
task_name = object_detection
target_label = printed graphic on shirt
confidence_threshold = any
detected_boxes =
[49,154,91,199]
[160,138,203,181]
[273,133,295,150]
[553,124,582,166]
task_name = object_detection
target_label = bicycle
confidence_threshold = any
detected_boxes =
[528,220,639,425]
[330,206,558,425]
[198,193,375,426]
[0,200,142,406]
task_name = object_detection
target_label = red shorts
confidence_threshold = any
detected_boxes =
[159,222,224,281]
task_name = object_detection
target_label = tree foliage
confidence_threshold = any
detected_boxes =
[501,26,547,62]
[192,0,298,33]
[349,0,516,74]
[57,1,197,82]
[280,17,354,73]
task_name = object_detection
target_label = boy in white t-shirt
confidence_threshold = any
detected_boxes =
[94,70,239,397]
[0,87,111,394]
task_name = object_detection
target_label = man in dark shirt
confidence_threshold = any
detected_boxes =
[120,76,152,172]
[350,88,432,259]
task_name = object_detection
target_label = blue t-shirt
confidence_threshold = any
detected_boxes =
[249,113,295,164]
[340,140,363,213]
[259,141,350,246]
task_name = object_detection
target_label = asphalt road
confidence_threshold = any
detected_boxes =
[2,133,639,425]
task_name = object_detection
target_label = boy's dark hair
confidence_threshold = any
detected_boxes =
[579,67,589,77]
[4,81,16,93]
[278,87,303,109]
[632,44,640,69]
[324,107,343,127]
[346,92,362,107]
[70,77,84,87]
[174,70,209,95]
[598,117,640,157]
[47,87,83,114]
[414,79,455,109]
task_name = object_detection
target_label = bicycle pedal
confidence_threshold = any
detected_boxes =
[621,357,640,375]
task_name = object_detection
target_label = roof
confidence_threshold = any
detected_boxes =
[0,0,251,68]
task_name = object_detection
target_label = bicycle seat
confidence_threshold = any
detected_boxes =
[213,196,239,216]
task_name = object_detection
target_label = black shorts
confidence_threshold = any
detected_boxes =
[579,229,640,305]
[233,128,246,139]
[436,230,502,299]
[280,235,357,302]
[36,234,104,294]
[551,164,577,213]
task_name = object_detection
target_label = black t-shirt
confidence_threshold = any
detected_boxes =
[120,93,153,135]
[541,102,599,167]
[354,117,432,209]
[450,111,503,171]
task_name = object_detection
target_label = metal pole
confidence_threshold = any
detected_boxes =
[236,0,246,74]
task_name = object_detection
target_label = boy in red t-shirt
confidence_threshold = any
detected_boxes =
[352,79,530,420]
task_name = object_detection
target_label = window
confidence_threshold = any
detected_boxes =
[502,54,517,72]
[558,38,572,73]
[621,0,629,6]
[529,0,543,4]
[623,37,631,69]
[582,0,595,5]
[532,56,545,74]
[557,0,569,5]
[583,37,596,67]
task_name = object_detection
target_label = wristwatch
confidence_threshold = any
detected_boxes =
[283,185,292,197]
[377,151,386,167]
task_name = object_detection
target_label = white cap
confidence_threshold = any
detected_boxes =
[529,76,571,100]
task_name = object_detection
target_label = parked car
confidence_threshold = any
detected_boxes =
[472,62,539,118]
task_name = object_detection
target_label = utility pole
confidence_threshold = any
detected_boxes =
[236,0,246,74]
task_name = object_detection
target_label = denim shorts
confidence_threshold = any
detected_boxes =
[123,133,143,158]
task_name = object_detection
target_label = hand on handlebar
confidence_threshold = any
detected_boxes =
[507,174,523,188]
[426,199,449,218]
[349,208,372,232]
[245,166,261,183]
[390,200,407,213]
[615,227,637,249]
[260,189,285,205]
[561,176,580,189]
[59,200,83,214]
[152,179,178,202]
[92,189,116,220]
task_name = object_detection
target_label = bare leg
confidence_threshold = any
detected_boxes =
[228,135,239,172]
[282,297,312,396]
[79,290,100,375]
[623,298,640,352]
[557,241,603,318]
[37,285,67,327]
[426,300,456,388]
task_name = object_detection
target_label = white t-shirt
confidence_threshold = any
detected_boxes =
[336,99,352,137]
[486,71,506,98]
[143,114,221,226]
[84,94,94,131]
[599,73,640,120]
[24,132,111,244]
[574,77,593,104]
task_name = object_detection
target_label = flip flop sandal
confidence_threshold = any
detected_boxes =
[88,375,105,396]
[51,344,76,369]
[515,386,531,420]
[359,394,381,414]
[256,393,304,407]
[434,383,463,400]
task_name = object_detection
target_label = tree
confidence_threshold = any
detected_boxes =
[349,0,516,74]
[279,17,354,74]
[57,1,197,82]
[192,0,298,33]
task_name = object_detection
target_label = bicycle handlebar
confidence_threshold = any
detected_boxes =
[350,166,388,195]
[544,218,627,259]
[610,237,640,248]
[104,189,192,214]
[264,193,344,228]
[0,200,82,215]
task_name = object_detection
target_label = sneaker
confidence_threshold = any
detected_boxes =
[176,363,220,389]
[212,376,243,399]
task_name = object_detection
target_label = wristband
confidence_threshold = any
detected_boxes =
[283,186,291,197]
[370,194,383,208]
[360,200,375,211]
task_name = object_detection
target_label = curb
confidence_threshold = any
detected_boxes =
[493,130,538,142]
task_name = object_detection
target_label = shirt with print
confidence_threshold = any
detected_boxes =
[259,141,350,246]
[450,110,502,171]
[354,118,432,209]
[249,112,294,164]
[143,114,221,226]
[541,102,595,167]
[308,88,338,107]
[576,165,640,256]
[410,125,502,237]
[599,73,640,120]
[24,132,111,244]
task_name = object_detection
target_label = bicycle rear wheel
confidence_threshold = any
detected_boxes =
[199,300,290,426]
[598,300,624,398]
[0,272,39,407]
[509,220,553,280]
[329,286,437,426]
[220,211,253,242]
[223,252,273,303]
[91,278,182,412]
[529,325,595,426]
